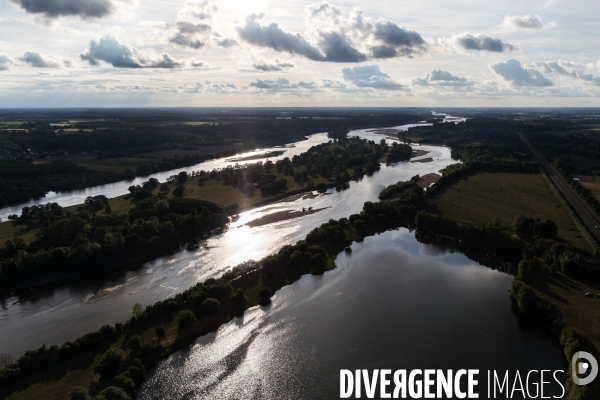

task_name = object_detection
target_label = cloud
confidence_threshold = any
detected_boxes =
[191,60,209,67]
[413,69,472,86]
[0,54,14,71]
[236,3,426,63]
[253,59,294,71]
[341,64,402,89]
[490,59,553,86]
[9,0,114,19]
[450,33,517,52]
[502,15,554,30]
[531,60,600,85]
[168,0,217,49]
[18,51,72,68]
[80,35,182,69]
[237,13,326,61]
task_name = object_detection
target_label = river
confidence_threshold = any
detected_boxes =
[0,117,460,357]
[138,229,566,399]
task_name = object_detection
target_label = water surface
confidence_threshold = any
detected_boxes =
[139,229,565,399]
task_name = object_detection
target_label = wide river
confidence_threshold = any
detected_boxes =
[139,229,566,399]
[1,115,564,391]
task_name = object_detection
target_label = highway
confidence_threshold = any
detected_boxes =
[518,132,600,243]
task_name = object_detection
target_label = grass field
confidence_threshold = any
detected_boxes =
[425,171,591,251]
[0,221,38,247]
[574,175,600,202]
[531,273,600,355]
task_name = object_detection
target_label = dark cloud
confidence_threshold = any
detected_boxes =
[253,60,294,71]
[502,15,546,29]
[341,65,402,89]
[413,69,472,86]
[215,37,238,47]
[0,54,14,71]
[169,0,217,49]
[236,4,426,63]
[191,60,208,67]
[80,36,182,69]
[453,33,517,52]
[9,0,114,19]
[491,59,553,86]
[372,20,426,58]
[237,13,326,61]
[18,51,60,68]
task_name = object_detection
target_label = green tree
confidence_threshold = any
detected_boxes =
[173,185,185,197]
[95,386,132,400]
[112,373,136,394]
[259,287,273,306]
[69,387,91,400]
[177,309,196,329]
[132,303,144,318]
[155,326,166,343]
[201,298,221,315]
[231,288,248,307]
[95,348,125,379]
[127,335,141,356]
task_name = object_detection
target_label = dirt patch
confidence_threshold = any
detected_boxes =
[247,207,331,227]
[416,173,441,188]
[86,285,123,302]
[412,149,431,158]
[411,157,434,163]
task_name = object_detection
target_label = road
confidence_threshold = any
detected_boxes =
[518,132,600,243]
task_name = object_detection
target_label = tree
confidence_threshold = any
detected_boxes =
[225,203,240,216]
[177,171,188,183]
[230,288,248,307]
[69,387,91,400]
[310,253,327,275]
[259,287,273,306]
[160,183,169,193]
[155,326,166,343]
[177,309,196,329]
[127,335,141,356]
[173,185,185,197]
[201,298,221,315]
[0,352,14,370]
[95,386,132,400]
[112,373,136,394]
[536,219,558,239]
[132,303,144,318]
[95,348,125,379]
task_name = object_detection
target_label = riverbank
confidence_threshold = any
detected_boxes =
[246,207,331,227]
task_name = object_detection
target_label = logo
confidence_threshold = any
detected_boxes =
[572,351,598,386]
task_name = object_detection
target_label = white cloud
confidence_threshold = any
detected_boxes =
[413,69,472,86]
[341,65,402,89]
[490,59,553,86]
[501,15,555,30]
[80,36,182,69]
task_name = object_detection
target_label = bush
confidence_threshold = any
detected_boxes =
[95,386,132,400]
[112,373,136,393]
[201,298,221,315]
[177,309,196,329]
[259,287,273,305]
[155,326,166,342]
[69,387,91,400]
[310,253,327,275]
[127,336,141,356]
[95,348,125,379]
[230,288,248,307]
[353,219,366,231]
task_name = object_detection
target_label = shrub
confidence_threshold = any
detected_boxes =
[95,348,125,379]
[201,298,221,315]
[177,309,196,329]
[259,287,273,305]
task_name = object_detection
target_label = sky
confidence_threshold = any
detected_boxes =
[0,0,599,107]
